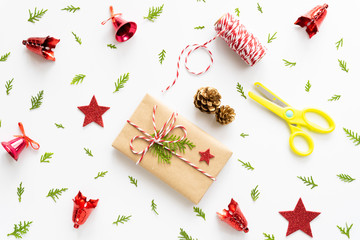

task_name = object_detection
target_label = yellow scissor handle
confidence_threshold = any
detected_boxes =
[301,108,336,133]
[289,125,314,156]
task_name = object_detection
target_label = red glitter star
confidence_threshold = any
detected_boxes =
[199,149,214,165]
[78,96,110,127]
[279,198,320,237]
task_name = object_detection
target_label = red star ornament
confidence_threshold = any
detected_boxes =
[199,149,214,165]
[279,198,320,237]
[78,96,110,127]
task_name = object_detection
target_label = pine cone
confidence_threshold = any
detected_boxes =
[194,87,221,114]
[215,105,236,125]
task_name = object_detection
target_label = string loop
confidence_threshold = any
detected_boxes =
[14,122,40,150]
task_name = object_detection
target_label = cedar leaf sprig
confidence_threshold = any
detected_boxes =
[55,123,64,129]
[17,182,24,202]
[94,171,108,179]
[337,174,355,183]
[257,3,263,13]
[84,148,93,157]
[335,38,343,50]
[305,80,311,92]
[240,133,249,138]
[238,160,254,170]
[128,176,138,187]
[62,5,80,13]
[0,52,10,61]
[151,199,159,215]
[71,74,86,85]
[144,4,164,22]
[297,176,318,189]
[343,128,360,146]
[267,32,277,43]
[194,26,205,30]
[113,215,131,225]
[114,73,130,93]
[235,8,240,17]
[337,223,353,238]
[30,90,44,110]
[338,59,349,72]
[283,59,296,67]
[28,8,48,23]
[72,32,82,45]
[179,228,198,240]
[328,94,341,101]
[193,206,206,220]
[236,82,247,99]
[251,185,260,201]
[40,152,53,163]
[158,50,166,64]
[107,44,117,49]
[47,188,68,202]
[5,78,14,95]
[197,0,206,2]
[263,233,275,240]
[7,221,33,238]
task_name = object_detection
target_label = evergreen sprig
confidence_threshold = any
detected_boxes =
[238,160,254,170]
[297,176,318,189]
[72,32,82,45]
[158,50,166,64]
[113,215,131,225]
[267,32,277,43]
[194,26,205,30]
[328,94,341,101]
[343,128,360,146]
[305,80,311,92]
[47,188,68,202]
[0,52,10,61]
[17,182,24,202]
[40,152,53,163]
[71,74,86,85]
[236,82,247,99]
[28,8,48,23]
[251,185,260,201]
[263,233,275,240]
[94,171,108,179]
[179,228,198,240]
[5,78,14,95]
[55,123,64,129]
[338,59,349,72]
[84,148,93,157]
[193,206,206,220]
[337,223,353,239]
[337,174,355,183]
[257,3,263,13]
[151,199,159,215]
[128,176,138,187]
[114,73,130,93]
[7,221,33,239]
[240,133,249,138]
[144,4,164,22]
[107,44,117,49]
[335,38,343,50]
[283,59,296,67]
[30,90,44,110]
[62,5,80,13]
[0,120,2,128]
[235,8,240,17]
[197,0,206,2]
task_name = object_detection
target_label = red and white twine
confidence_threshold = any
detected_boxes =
[127,105,216,181]
[163,13,266,92]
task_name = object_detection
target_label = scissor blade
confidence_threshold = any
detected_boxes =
[253,82,289,108]
[249,91,286,119]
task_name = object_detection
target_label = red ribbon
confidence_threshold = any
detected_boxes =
[14,122,40,150]
[101,6,122,25]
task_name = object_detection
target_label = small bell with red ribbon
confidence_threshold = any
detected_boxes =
[1,122,40,161]
[72,191,99,228]
[217,198,249,232]
[294,4,328,38]
[22,36,60,61]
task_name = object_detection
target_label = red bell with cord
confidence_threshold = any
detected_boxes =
[22,36,60,61]
[101,6,137,42]
[72,191,99,228]
[294,4,328,38]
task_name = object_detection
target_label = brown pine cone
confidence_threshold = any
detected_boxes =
[194,87,221,114]
[215,105,236,125]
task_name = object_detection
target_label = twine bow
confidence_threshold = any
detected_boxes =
[101,6,122,25]
[127,105,216,181]
[14,122,40,150]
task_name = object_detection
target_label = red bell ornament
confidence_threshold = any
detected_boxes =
[295,4,328,38]
[72,191,99,228]
[217,198,249,232]
[22,36,60,61]
[1,122,40,161]
[101,6,137,42]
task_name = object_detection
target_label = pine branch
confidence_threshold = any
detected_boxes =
[72,32,82,45]
[343,128,360,146]
[328,94,341,101]
[305,80,311,92]
[158,49,166,64]
[144,4,164,22]
[235,8,240,17]
[335,38,343,50]
[297,176,318,189]
[47,188,68,202]
[30,90,44,110]
[114,73,130,93]
[238,160,254,170]
[337,174,355,183]
[113,215,131,226]
[84,148,93,157]
[40,152,53,163]
[263,233,275,240]
[337,223,353,239]
[179,228,198,240]
[61,5,80,13]
[193,206,206,220]
[151,199,159,215]
[257,3,263,13]
[267,32,277,43]
[71,74,86,85]
[107,44,117,49]
[338,59,349,72]
[0,52,10,61]
[283,59,296,67]
[240,133,249,138]
[194,26,205,30]
[17,182,24,203]
[128,176,138,187]
[94,171,108,179]
[5,78,14,95]
[251,185,260,201]
[0,120,2,128]
[197,0,206,2]
[28,8,48,23]
[7,221,33,239]
[236,82,247,99]
[55,123,64,129]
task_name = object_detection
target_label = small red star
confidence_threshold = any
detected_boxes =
[279,198,320,237]
[78,96,110,127]
[199,149,214,165]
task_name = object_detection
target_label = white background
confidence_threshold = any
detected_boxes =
[0,0,359,239]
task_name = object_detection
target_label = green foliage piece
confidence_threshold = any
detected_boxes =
[193,206,206,220]
[335,38,343,50]
[238,160,254,171]
[267,32,277,43]
[114,73,130,93]
[151,199,159,215]
[5,78,14,95]
[40,152,53,163]
[30,90,44,110]
[197,0,206,2]
[7,221,33,239]
[337,174,355,183]
[144,4,164,22]
[94,171,108,179]
[62,5,80,13]
[71,74,86,85]
[235,8,240,17]
[263,233,275,240]
[338,59,349,72]
[240,133,249,138]
[305,80,311,92]
[251,185,260,201]
[28,8,47,23]
[343,128,360,146]
[84,148,93,157]
[297,176,318,189]
[128,176,138,187]
[236,82,247,99]
[107,44,117,49]
[0,52,10,62]
[328,94,341,101]
[113,215,131,226]
[158,49,166,64]
[179,228,198,240]
[72,32,82,45]
[337,223,353,238]
[17,182,24,203]
[0,120,2,128]
[194,26,205,30]
[257,3,263,13]
[55,123,64,129]
[46,188,68,202]
[283,59,296,67]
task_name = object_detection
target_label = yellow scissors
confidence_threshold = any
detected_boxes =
[248,82,335,156]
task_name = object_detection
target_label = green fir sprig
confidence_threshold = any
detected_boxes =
[263,233,275,240]
[305,80,311,92]
[251,185,260,201]
[71,74,86,85]
[267,32,277,43]
[7,221,33,239]
[193,206,206,220]
[337,223,353,239]
[107,44,117,49]
[179,228,198,240]
[28,8,47,23]
[194,26,205,30]
[235,8,240,17]
[84,148,93,157]
[238,160,254,170]
[328,94,341,101]
[30,90,44,110]
[62,5,80,13]
[197,0,206,2]
[40,152,53,163]
[47,188,68,202]
[94,171,108,179]
[283,59,296,67]
[0,120,2,128]
[17,182,24,202]
[128,176,138,187]
[114,73,130,93]
[240,133,249,138]
[343,128,360,146]
[5,78,14,95]
[335,38,343,50]
[144,4,164,22]
[257,3,263,13]
[113,215,131,225]
[338,59,349,72]
[151,199,159,215]
[158,50,166,64]
[0,52,10,62]
[72,32,82,45]
[55,123,64,129]
[297,176,318,189]
[337,174,355,183]
[236,82,247,99]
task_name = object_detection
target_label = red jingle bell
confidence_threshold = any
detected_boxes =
[72,191,99,228]
[217,198,249,232]
[101,6,137,42]
[295,4,328,38]
[22,36,60,61]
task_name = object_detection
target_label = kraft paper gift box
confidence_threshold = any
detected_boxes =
[112,94,232,204]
